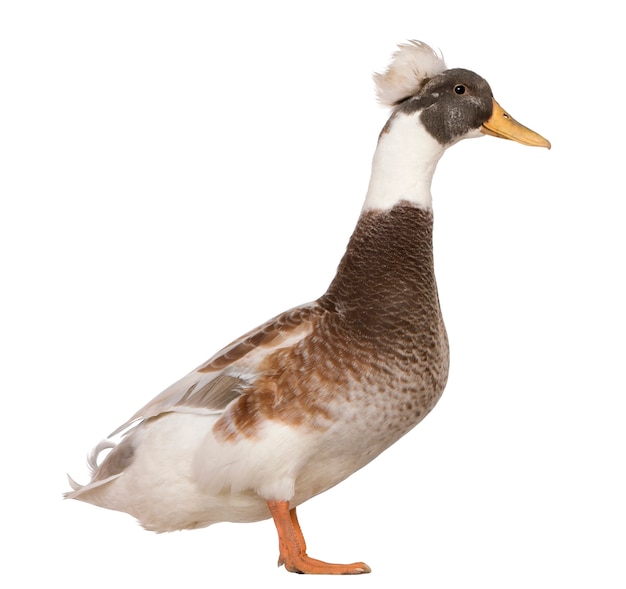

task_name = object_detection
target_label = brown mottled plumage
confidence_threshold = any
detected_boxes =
[211,204,448,442]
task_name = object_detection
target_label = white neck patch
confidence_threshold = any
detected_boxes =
[362,111,446,212]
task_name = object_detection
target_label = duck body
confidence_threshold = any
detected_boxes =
[67,41,549,573]
[70,202,448,533]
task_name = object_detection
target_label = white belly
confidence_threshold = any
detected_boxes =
[73,411,373,532]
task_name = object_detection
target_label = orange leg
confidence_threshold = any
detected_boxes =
[267,500,371,575]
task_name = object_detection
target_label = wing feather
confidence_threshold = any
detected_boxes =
[109,301,323,436]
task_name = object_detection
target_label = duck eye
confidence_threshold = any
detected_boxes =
[454,84,466,95]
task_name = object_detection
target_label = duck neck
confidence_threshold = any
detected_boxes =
[362,110,445,212]
[321,203,441,342]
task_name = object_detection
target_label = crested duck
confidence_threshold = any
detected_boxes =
[66,40,550,575]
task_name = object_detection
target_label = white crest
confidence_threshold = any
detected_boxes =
[374,40,447,107]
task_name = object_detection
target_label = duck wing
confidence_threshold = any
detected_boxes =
[109,301,324,436]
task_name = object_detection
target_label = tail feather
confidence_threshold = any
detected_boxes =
[64,439,120,500]
[66,473,82,492]
[87,440,116,476]
[64,472,123,500]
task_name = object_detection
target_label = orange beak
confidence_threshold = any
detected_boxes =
[481,99,551,149]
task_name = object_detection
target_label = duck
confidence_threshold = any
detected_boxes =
[66,40,550,575]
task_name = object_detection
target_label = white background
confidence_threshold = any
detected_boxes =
[2,1,624,587]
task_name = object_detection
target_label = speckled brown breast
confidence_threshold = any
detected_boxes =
[214,201,449,443]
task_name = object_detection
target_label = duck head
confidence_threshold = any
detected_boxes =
[363,41,550,211]
[375,41,551,149]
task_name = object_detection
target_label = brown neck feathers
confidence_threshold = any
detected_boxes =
[320,202,441,343]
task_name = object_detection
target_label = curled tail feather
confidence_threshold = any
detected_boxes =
[64,439,121,500]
